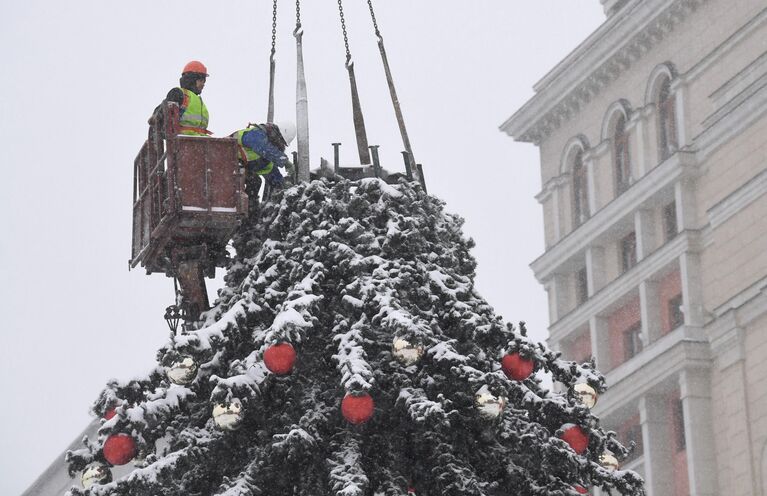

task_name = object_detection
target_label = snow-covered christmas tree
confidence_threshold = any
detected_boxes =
[67,178,644,495]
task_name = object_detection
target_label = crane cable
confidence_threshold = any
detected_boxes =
[294,0,310,182]
[366,0,424,190]
[337,0,371,165]
[267,0,278,123]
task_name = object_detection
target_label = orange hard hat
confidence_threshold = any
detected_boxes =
[182,60,209,76]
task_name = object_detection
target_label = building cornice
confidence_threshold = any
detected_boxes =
[500,0,707,144]
[548,228,701,342]
[531,151,698,283]
[593,328,711,415]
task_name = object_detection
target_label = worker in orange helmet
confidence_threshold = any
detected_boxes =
[157,61,211,136]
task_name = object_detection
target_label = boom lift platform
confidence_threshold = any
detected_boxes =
[130,0,426,331]
[130,103,247,324]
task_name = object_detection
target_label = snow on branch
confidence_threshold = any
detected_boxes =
[328,435,369,496]
[332,319,374,393]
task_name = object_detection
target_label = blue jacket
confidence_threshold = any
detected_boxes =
[241,127,289,169]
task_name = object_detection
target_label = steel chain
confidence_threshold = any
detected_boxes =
[337,0,351,59]
[366,0,380,36]
[295,0,301,26]
[271,0,277,55]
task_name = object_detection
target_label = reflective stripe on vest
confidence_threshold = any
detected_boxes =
[234,127,274,175]
[179,88,209,136]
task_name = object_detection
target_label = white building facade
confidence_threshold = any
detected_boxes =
[502,1,767,495]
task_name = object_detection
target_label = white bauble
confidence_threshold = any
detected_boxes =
[475,386,506,419]
[213,399,244,431]
[574,383,598,409]
[81,462,112,489]
[167,356,198,385]
[392,338,424,366]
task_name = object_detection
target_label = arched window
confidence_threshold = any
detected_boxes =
[614,114,631,195]
[572,149,590,227]
[658,77,678,160]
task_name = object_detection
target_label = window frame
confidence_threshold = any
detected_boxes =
[620,231,637,273]
[663,201,678,242]
[623,322,643,361]
[667,293,684,331]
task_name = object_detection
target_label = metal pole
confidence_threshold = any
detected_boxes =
[366,0,423,187]
[294,3,311,182]
[332,143,341,173]
[401,151,413,180]
[369,145,382,178]
[347,58,371,165]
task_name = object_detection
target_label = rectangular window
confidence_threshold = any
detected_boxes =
[667,294,684,330]
[674,399,686,451]
[576,267,589,305]
[623,322,643,361]
[621,232,637,273]
[663,201,678,241]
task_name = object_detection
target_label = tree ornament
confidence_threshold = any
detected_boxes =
[103,433,138,465]
[341,393,374,425]
[392,337,424,365]
[560,424,589,454]
[407,486,417,495]
[574,383,598,409]
[263,343,297,375]
[501,352,534,381]
[213,398,244,431]
[475,385,506,419]
[166,356,198,385]
[103,407,117,420]
[600,451,620,471]
[574,485,589,494]
[81,462,112,489]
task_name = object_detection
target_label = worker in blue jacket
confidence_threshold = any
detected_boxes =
[230,121,296,205]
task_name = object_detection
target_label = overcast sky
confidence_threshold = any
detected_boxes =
[0,2,605,494]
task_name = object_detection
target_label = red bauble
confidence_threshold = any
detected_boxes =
[264,343,297,375]
[574,485,589,494]
[341,393,374,425]
[103,434,137,466]
[103,408,116,420]
[501,352,534,381]
[560,424,589,454]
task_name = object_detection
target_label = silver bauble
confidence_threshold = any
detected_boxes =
[392,338,424,366]
[574,383,598,409]
[167,356,198,385]
[213,399,244,431]
[475,386,506,419]
[81,462,112,489]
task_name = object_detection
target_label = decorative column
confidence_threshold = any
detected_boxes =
[589,315,611,371]
[679,369,718,496]
[552,187,562,242]
[674,180,697,231]
[639,280,662,345]
[628,112,648,178]
[586,245,606,295]
[635,208,657,260]
[548,274,569,323]
[584,150,599,215]
[679,251,704,328]
[671,79,690,149]
[639,394,674,496]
